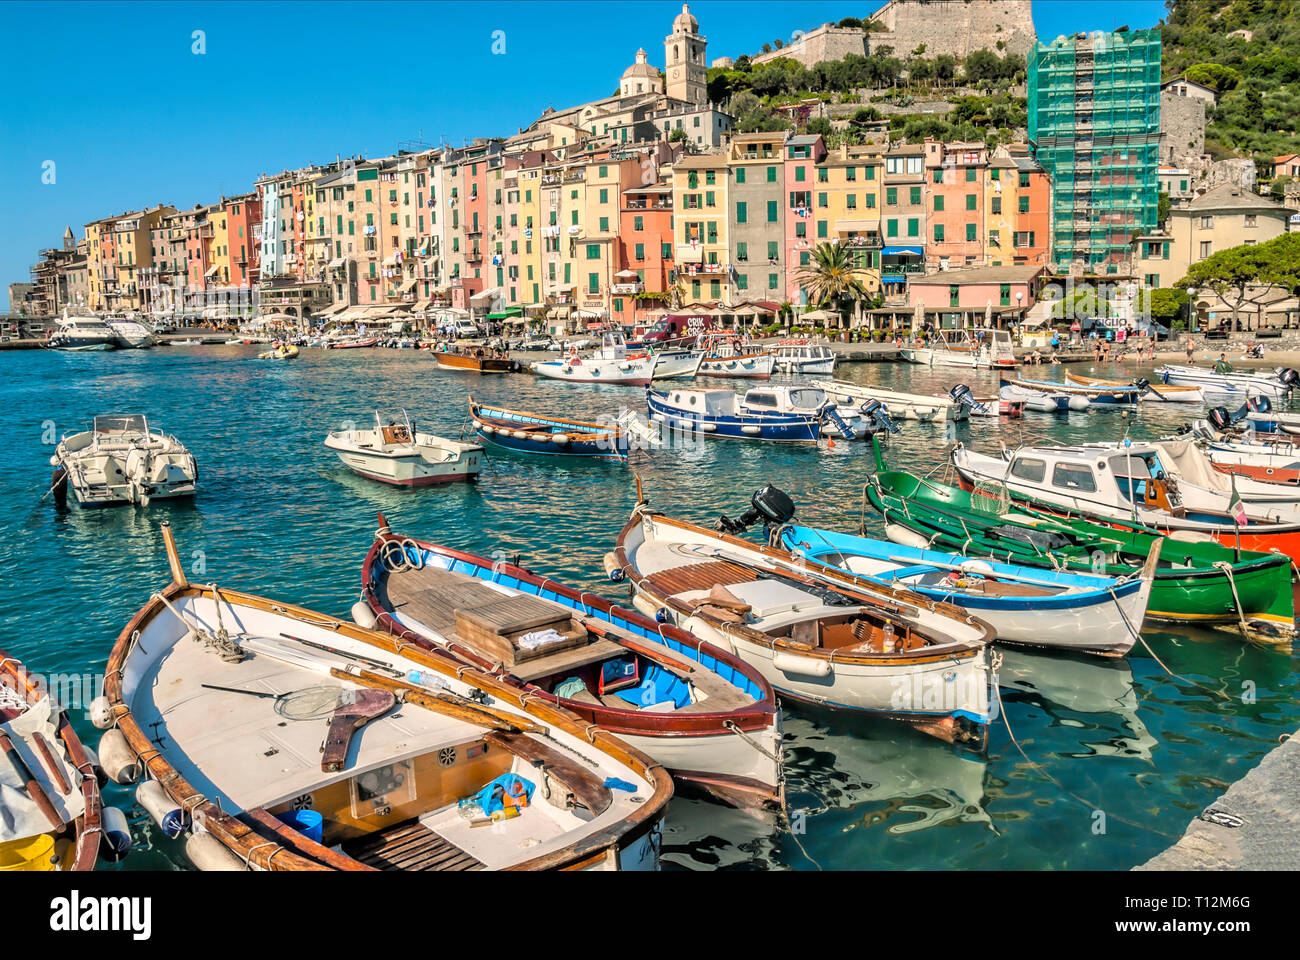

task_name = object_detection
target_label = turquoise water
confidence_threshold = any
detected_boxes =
[5,345,1297,871]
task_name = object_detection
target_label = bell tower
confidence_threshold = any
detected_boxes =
[664,3,707,105]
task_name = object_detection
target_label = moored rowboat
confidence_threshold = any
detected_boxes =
[469,396,632,461]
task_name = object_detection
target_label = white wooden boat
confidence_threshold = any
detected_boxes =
[649,349,704,380]
[50,414,198,508]
[324,411,484,487]
[531,332,657,386]
[1156,364,1296,402]
[1066,373,1204,403]
[98,524,673,872]
[811,378,970,423]
[610,488,995,745]
[768,340,837,375]
[901,329,1017,369]
[697,335,775,379]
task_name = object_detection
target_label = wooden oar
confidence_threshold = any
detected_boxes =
[0,732,62,828]
[330,667,545,735]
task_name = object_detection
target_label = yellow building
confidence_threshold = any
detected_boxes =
[816,143,884,296]
[671,153,729,304]
[985,157,1018,266]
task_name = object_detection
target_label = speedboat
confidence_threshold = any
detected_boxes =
[531,332,657,386]
[768,340,837,375]
[610,485,995,744]
[646,384,889,442]
[901,329,1017,369]
[98,524,672,872]
[46,314,117,351]
[324,410,484,487]
[697,335,775,379]
[359,519,783,808]
[1156,364,1297,402]
[812,378,971,423]
[0,646,128,871]
[778,523,1158,656]
[434,342,518,373]
[107,317,156,349]
[50,414,198,508]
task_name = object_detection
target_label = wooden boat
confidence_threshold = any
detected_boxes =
[324,410,485,487]
[648,349,705,380]
[468,396,632,462]
[999,381,1088,413]
[610,486,996,744]
[862,453,1296,636]
[0,648,121,872]
[952,442,1300,555]
[811,378,971,423]
[646,385,873,443]
[1066,372,1204,403]
[1156,364,1296,402]
[435,343,518,373]
[767,340,838,375]
[101,523,672,871]
[777,524,1158,656]
[900,329,1017,369]
[359,519,783,808]
[50,414,198,508]
[1004,375,1135,405]
[697,334,775,379]
[531,332,656,386]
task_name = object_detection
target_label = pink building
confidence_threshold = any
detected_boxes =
[783,134,825,306]
[906,264,1049,328]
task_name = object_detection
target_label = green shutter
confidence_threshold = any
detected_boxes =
[767,200,778,222]
[736,202,747,223]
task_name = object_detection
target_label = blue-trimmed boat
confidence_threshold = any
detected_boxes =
[359,518,783,808]
[778,523,1159,657]
[469,396,631,462]
[646,385,873,443]
[1004,375,1139,405]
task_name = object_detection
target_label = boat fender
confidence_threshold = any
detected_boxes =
[654,608,673,624]
[80,744,109,789]
[603,552,625,582]
[97,728,141,784]
[884,523,933,551]
[48,454,59,468]
[184,831,244,872]
[89,695,115,729]
[741,424,762,435]
[480,424,495,435]
[512,430,529,440]
[958,559,996,578]
[99,805,132,862]
[551,433,570,445]
[702,422,717,432]
[772,652,832,677]
[1068,395,1091,412]
[136,779,188,838]
[351,600,378,630]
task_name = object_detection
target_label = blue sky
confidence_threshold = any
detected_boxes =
[0,0,1167,294]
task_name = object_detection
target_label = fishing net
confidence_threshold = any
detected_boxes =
[274,685,346,721]
[971,480,1011,515]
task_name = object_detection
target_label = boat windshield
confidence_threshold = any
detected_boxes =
[1109,453,1160,501]
[93,414,149,437]
[787,388,825,409]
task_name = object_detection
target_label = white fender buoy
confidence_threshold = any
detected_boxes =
[136,779,187,838]
[98,728,141,784]
[958,559,996,578]
[185,831,244,871]
[351,600,378,629]
[741,424,762,435]
[885,523,933,550]
[702,422,717,432]
[49,454,60,467]
[1068,395,1091,411]
[512,430,528,440]
[99,805,132,862]
[89,695,114,730]
[480,424,495,435]
[772,652,832,677]
[603,552,625,581]
[551,433,570,445]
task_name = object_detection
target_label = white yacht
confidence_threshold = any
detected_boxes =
[47,313,118,351]
[50,415,198,507]
[107,316,157,349]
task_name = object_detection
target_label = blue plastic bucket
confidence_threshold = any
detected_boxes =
[277,809,323,844]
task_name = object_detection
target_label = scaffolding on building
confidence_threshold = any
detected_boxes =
[1029,28,1162,274]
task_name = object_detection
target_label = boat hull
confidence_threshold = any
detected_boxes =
[646,390,822,442]
[531,358,655,386]
[811,379,968,422]
[649,351,704,380]
[470,399,630,461]
[436,352,517,373]
[698,354,775,379]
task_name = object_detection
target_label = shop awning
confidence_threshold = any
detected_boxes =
[881,246,923,257]
[835,219,880,234]
[328,258,346,268]
[205,266,221,278]
[400,277,419,292]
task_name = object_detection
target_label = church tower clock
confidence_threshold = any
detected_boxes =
[664,3,707,105]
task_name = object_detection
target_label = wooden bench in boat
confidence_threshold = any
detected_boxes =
[342,819,484,871]
[643,560,758,597]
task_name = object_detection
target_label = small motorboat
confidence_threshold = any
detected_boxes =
[50,414,198,508]
[1066,373,1204,403]
[107,317,156,349]
[98,523,673,872]
[46,313,117,351]
[360,519,783,808]
[648,349,704,380]
[1156,364,1297,402]
[646,385,884,443]
[468,396,633,462]
[1,647,125,871]
[696,334,775,379]
[258,343,299,360]
[812,378,971,423]
[531,332,657,386]
[999,381,1089,413]
[768,340,837,375]
[611,484,996,745]
[328,337,380,350]
[778,523,1159,656]
[434,342,518,373]
[324,410,484,487]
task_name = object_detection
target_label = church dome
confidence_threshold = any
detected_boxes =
[621,48,662,96]
[672,3,697,33]
[622,48,658,80]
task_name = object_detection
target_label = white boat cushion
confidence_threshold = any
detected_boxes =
[717,579,820,619]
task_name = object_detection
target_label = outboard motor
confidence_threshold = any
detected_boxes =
[1275,367,1299,389]
[859,398,900,436]
[949,383,989,416]
[1207,406,1232,432]
[717,484,797,537]
[1247,394,1272,414]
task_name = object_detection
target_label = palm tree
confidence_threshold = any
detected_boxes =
[795,242,871,326]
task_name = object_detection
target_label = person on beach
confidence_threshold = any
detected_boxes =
[1185,336,1195,363]
[1215,353,1234,374]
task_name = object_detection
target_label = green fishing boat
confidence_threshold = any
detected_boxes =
[862,444,1296,636]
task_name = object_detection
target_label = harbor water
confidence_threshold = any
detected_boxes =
[6,344,1298,870]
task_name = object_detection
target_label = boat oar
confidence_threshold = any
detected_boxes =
[330,667,544,735]
[0,732,62,828]
[31,732,72,796]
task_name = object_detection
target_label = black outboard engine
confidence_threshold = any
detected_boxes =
[1247,394,1272,414]
[1275,367,1299,388]
[859,398,900,435]
[717,484,797,537]
[1207,406,1232,432]
[949,382,989,417]
[1133,377,1151,392]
